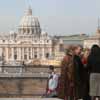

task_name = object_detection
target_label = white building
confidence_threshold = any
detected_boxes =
[84,27,100,48]
[0,7,60,64]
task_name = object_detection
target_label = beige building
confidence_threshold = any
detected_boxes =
[84,27,100,48]
[0,7,61,65]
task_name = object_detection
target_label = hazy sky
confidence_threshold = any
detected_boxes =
[0,0,100,35]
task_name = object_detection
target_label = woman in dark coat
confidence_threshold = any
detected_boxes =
[73,45,86,100]
[87,45,100,100]
[81,49,91,100]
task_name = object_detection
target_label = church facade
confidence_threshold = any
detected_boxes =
[0,7,61,65]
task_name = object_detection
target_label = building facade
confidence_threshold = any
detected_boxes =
[0,7,61,65]
[84,28,100,48]
[55,34,88,50]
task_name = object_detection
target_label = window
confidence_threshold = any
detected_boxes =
[14,55,17,60]
[60,44,64,52]
[24,55,27,60]
[23,28,25,33]
[45,53,49,58]
[27,29,30,33]
[35,40,37,43]
[32,29,34,34]
[34,55,37,58]
[47,40,49,43]
[29,56,31,59]
[40,53,42,58]
[2,40,5,42]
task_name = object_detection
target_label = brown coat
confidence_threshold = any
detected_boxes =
[58,55,75,99]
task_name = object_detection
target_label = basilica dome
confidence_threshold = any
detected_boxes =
[18,7,41,35]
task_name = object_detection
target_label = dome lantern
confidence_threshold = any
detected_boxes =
[25,6,32,16]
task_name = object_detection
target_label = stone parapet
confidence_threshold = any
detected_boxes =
[0,98,63,100]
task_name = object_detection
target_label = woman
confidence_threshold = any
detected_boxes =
[87,45,100,100]
[58,47,75,100]
[81,49,91,100]
[73,45,86,100]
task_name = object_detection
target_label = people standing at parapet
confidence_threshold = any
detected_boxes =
[87,45,100,100]
[46,65,59,98]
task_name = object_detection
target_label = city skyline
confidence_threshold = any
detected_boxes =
[0,0,100,35]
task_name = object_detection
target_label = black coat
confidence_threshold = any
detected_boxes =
[73,55,86,98]
[87,55,100,73]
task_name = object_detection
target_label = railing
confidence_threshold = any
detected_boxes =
[0,65,60,78]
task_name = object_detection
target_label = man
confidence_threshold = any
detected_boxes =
[73,45,87,100]
[46,65,59,98]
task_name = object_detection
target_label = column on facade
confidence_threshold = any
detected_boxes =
[32,48,34,59]
[31,47,33,59]
[49,47,52,58]
[20,48,22,61]
[11,47,14,61]
[42,47,45,59]
[27,48,29,60]
[17,48,20,61]
[30,28,32,34]
[21,48,22,61]
[22,47,24,60]
[0,48,3,72]
[2,48,5,62]
[37,48,39,59]
[5,47,9,62]
[29,47,31,60]
[21,47,23,60]
[0,48,2,58]
[16,48,18,60]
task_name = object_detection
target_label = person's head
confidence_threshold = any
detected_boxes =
[90,44,100,56]
[73,45,82,56]
[66,49,73,57]
[49,65,54,74]
[83,48,90,58]
[66,45,74,56]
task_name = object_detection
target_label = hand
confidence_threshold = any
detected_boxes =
[47,91,50,94]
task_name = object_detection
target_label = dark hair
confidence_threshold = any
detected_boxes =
[66,49,73,56]
[49,65,54,71]
[88,44,100,72]
[90,44,100,56]
[49,75,53,79]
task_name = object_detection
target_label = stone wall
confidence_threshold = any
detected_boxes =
[0,78,47,97]
[0,65,60,97]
